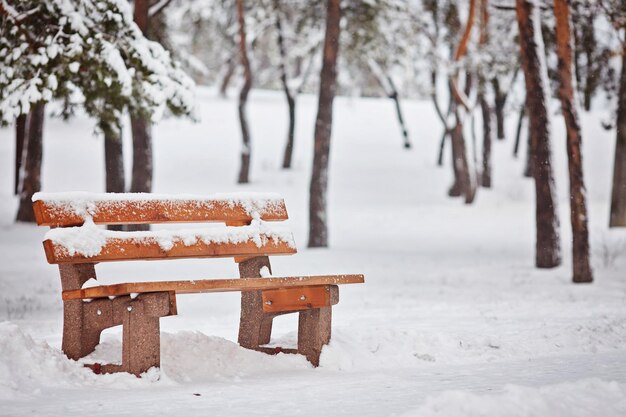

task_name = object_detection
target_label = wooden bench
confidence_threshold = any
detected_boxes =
[33,192,363,376]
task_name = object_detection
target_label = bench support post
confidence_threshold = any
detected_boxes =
[59,264,111,360]
[119,293,170,376]
[298,307,332,366]
[238,256,282,348]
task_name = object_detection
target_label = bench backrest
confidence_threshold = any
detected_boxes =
[33,192,297,264]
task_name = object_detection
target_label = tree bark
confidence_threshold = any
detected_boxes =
[236,0,253,184]
[16,103,44,223]
[274,5,297,169]
[308,0,340,248]
[516,0,561,268]
[14,114,27,195]
[610,41,626,227]
[554,0,593,283]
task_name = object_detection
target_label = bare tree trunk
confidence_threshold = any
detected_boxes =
[449,0,478,204]
[14,114,27,195]
[130,0,153,231]
[516,0,561,268]
[236,0,253,184]
[16,103,45,222]
[479,0,492,188]
[274,5,297,169]
[513,102,525,158]
[493,77,506,140]
[554,0,592,282]
[387,76,411,149]
[220,54,237,98]
[479,94,492,187]
[610,41,626,227]
[308,0,340,248]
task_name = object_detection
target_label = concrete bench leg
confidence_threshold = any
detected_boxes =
[238,256,282,348]
[298,307,332,366]
[62,298,115,360]
[59,264,114,360]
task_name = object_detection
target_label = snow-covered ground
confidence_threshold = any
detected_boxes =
[0,88,625,416]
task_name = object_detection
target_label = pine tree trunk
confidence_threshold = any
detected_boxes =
[308,0,340,248]
[274,7,297,169]
[16,103,44,223]
[130,116,152,194]
[236,0,253,184]
[129,0,153,231]
[14,114,27,195]
[554,0,593,282]
[104,126,125,194]
[609,41,626,227]
[127,116,153,231]
[516,0,561,268]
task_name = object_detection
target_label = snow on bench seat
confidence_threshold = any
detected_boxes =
[32,192,288,227]
[43,219,296,264]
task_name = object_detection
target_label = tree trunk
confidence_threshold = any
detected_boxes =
[104,126,125,194]
[513,102,525,158]
[308,0,340,248]
[127,116,153,231]
[219,54,237,98]
[387,76,411,149]
[16,103,44,223]
[516,0,561,268]
[236,0,253,184]
[479,0,491,188]
[14,114,27,195]
[479,93,492,187]
[130,0,153,231]
[274,6,297,169]
[554,0,593,283]
[492,77,506,140]
[610,41,626,227]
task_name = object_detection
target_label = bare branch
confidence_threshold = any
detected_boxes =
[148,0,173,18]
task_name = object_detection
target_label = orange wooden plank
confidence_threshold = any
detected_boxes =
[261,285,338,313]
[61,275,364,300]
[44,236,297,264]
[32,197,288,227]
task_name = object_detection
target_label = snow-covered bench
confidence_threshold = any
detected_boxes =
[33,192,363,376]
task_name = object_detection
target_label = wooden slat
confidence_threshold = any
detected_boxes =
[62,274,364,300]
[261,285,338,313]
[44,236,297,264]
[33,197,288,227]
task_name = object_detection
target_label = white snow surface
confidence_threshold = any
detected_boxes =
[1,87,626,416]
[45,218,295,258]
